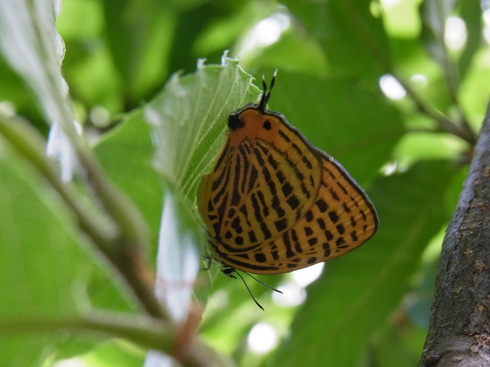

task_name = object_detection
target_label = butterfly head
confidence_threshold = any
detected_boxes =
[227,71,284,145]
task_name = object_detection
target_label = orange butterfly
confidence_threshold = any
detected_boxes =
[198,73,378,275]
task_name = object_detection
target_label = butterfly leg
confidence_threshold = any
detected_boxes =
[200,253,214,271]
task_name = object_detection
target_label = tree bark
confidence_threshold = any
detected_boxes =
[419,105,490,366]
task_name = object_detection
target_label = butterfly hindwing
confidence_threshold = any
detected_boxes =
[208,156,378,274]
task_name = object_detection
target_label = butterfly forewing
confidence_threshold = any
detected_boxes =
[198,106,323,253]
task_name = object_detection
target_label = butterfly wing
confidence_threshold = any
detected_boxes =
[198,107,323,253]
[212,155,379,274]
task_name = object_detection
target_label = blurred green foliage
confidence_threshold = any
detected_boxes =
[0,0,488,366]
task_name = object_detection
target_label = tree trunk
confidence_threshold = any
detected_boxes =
[419,105,490,366]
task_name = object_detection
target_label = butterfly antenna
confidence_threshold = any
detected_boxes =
[233,270,265,311]
[270,69,277,90]
[258,70,278,112]
[242,271,283,294]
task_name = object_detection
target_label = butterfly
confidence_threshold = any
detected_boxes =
[198,73,378,276]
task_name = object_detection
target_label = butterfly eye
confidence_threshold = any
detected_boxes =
[222,267,236,277]
[228,114,244,130]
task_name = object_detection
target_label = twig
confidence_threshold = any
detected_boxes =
[393,72,476,145]
[340,0,476,145]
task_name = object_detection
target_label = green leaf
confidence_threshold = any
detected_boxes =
[382,0,421,38]
[458,0,483,79]
[0,58,43,128]
[151,184,204,318]
[374,324,427,367]
[144,57,260,200]
[94,109,163,258]
[246,29,328,77]
[282,0,392,78]
[418,0,461,109]
[0,0,75,136]
[267,72,404,184]
[102,0,177,100]
[141,57,259,325]
[82,340,145,367]
[0,148,133,366]
[0,154,81,319]
[419,0,456,67]
[271,161,460,367]
[0,336,51,367]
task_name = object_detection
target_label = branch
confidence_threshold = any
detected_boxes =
[0,113,166,320]
[0,314,174,352]
[418,103,490,366]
